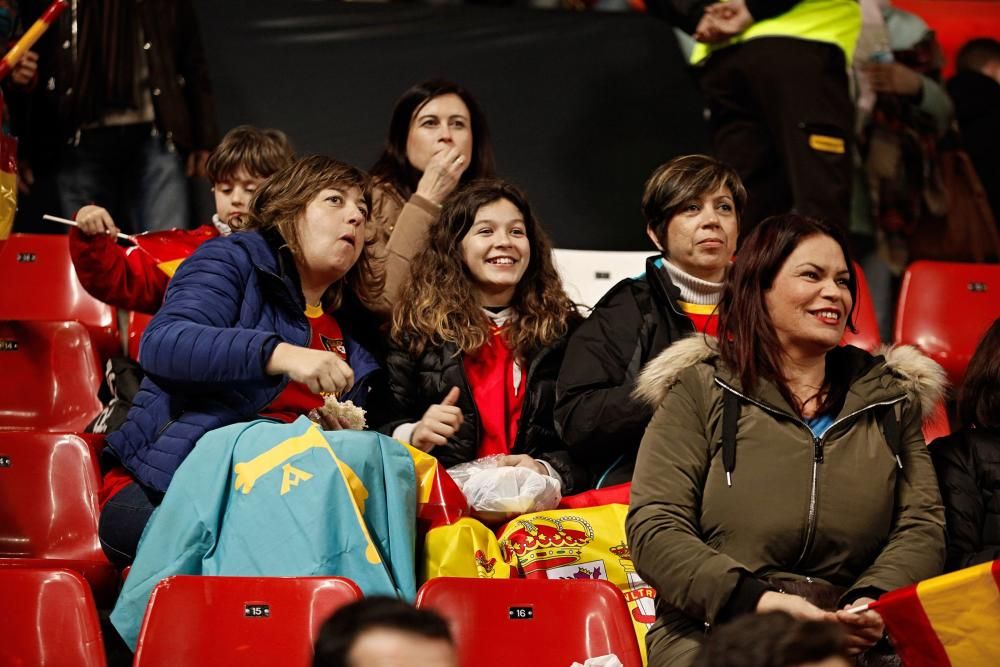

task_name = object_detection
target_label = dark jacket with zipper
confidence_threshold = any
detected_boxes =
[626,336,947,667]
[105,229,388,493]
[383,327,587,495]
[555,255,696,487]
[930,428,1000,572]
[22,0,218,162]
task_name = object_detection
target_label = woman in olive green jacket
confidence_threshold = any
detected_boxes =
[626,214,946,667]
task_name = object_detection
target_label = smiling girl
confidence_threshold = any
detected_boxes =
[384,179,584,494]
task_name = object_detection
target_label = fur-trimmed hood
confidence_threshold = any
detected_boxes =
[633,335,948,419]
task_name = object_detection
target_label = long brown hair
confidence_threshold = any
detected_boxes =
[717,214,858,416]
[958,317,1000,430]
[392,178,576,359]
[242,155,384,311]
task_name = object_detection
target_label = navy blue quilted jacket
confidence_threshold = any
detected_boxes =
[105,229,387,492]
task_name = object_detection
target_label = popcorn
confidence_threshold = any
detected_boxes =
[312,395,367,430]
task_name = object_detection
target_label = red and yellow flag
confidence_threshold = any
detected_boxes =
[874,559,1000,666]
[0,131,15,242]
[130,226,220,277]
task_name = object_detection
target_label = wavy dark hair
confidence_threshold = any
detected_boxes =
[717,214,858,417]
[242,155,384,311]
[958,317,1000,430]
[392,178,576,359]
[370,79,496,200]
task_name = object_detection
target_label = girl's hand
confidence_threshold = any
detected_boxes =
[76,205,120,237]
[756,591,838,623]
[266,343,354,396]
[411,386,463,451]
[499,454,549,476]
[835,598,885,655]
[415,146,467,205]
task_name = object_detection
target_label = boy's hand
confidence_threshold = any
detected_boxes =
[11,50,38,86]
[411,386,463,452]
[76,206,120,237]
[265,342,355,397]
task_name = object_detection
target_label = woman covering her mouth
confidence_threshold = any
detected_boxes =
[381,178,585,495]
[627,213,947,667]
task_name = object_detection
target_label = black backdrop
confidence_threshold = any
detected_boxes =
[18,1,710,251]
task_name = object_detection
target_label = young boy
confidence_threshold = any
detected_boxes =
[69,125,294,314]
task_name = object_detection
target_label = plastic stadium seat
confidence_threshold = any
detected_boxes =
[922,401,951,444]
[842,262,881,352]
[895,261,1000,386]
[0,233,119,363]
[127,310,154,361]
[552,249,649,311]
[0,321,103,432]
[416,577,644,667]
[0,432,117,605]
[133,575,364,667]
[0,568,107,667]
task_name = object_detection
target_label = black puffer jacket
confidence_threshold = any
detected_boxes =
[555,255,695,487]
[383,332,586,495]
[930,428,1000,571]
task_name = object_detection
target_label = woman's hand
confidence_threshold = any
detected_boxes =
[411,386,464,452]
[266,343,354,396]
[76,205,120,237]
[835,598,885,655]
[500,454,549,476]
[414,146,467,205]
[756,591,838,623]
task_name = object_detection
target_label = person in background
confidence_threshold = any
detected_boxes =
[947,38,1000,224]
[385,178,584,494]
[69,125,294,314]
[930,318,1000,572]
[98,155,387,569]
[369,79,496,315]
[22,0,218,233]
[313,597,456,667]
[693,612,851,667]
[556,154,745,488]
[627,214,946,667]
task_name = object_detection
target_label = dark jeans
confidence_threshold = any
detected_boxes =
[57,123,190,234]
[98,482,162,569]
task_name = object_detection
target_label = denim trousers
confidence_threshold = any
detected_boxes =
[98,482,162,569]
[57,123,190,234]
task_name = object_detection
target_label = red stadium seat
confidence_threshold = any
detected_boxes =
[842,261,881,352]
[0,568,107,667]
[922,401,951,445]
[127,310,154,361]
[0,233,120,363]
[416,577,644,667]
[133,575,364,667]
[0,320,103,432]
[895,261,1000,386]
[0,432,118,604]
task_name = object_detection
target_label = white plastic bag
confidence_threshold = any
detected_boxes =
[570,655,623,667]
[447,455,561,517]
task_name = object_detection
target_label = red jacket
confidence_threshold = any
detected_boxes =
[69,225,221,314]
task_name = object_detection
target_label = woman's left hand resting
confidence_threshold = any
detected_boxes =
[266,342,354,396]
[500,454,549,477]
[835,598,885,655]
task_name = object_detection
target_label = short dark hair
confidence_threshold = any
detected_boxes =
[717,213,858,417]
[205,125,294,185]
[640,154,747,243]
[693,612,849,667]
[370,79,496,200]
[312,597,453,667]
[956,38,1000,73]
[958,317,1000,430]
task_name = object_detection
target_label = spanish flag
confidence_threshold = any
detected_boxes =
[874,560,1000,666]
[130,226,220,277]
[0,131,15,242]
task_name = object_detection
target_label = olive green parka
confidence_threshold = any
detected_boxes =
[626,336,947,667]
